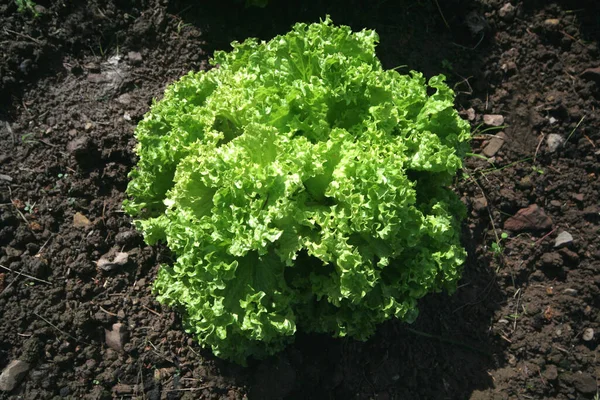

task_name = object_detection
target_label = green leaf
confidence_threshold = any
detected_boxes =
[125,17,470,363]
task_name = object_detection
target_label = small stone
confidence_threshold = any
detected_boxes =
[84,122,93,131]
[116,93,132,106]
[559,248,579,264]
[544,18,560,26]
[546,133,564,153]
[504,204,553,232]
[114,231,140,247]
[482,132,507,157]
[554,231,573,248]
[112,383,135,395]
[483,114,505,126]
[571,193,584,202]
[105,323,128,352]
[96,252,129,271]
[582,205,600,222]
[550,200,562,207]
[563,288,578,296]
[69,253,95,275]
[580,66,600,82]
[517,176,532,189]
[123,112,132,121]
[66,136,92,162]
[153,367,175,382]
[543,365,558,381]
[33,4,46,14]
[73,212,92,228]
[87,73,109,83]
[540,252,562,269]
[4,246,23,258]
[501,61,517,74]
[582,328,594,341]
[498,3,515,20]
[135,278,146,290]
[572,373,597,394]
[465,11,489,35]
[127,51,143,65]
[498,319,509,324]
[19,59,33,74]
[0,360,31,391]
[472,196,488,213]
[507,354,517,366]
[466,108,476,121]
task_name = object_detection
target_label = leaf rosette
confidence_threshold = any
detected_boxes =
[125,17,470,364]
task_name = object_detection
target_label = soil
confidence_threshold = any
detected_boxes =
[1,0,599,399]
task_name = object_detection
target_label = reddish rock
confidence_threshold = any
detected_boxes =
[504,204,552,232]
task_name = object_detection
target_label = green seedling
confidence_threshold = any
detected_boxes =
[14,0,40,17]
[21,133,37,144]
[491,232,509,258]
[24,200,36,213]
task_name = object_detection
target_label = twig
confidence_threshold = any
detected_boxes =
[583,134,596,148]
[512,288,522,331]
[38,139,58,148]
[34,237,52,258]
[499,334,512,343]
[566,115,585,142]
[433,0,450,30]
[533,227,558,246]
[533,133,546,163]
[464,172,502,257]
[166,387,210,392]
[552,344,569,354]
[405,327,492,358]
[187,345,201,359]
[1,267,23,294]
[451,33,485,51]
[560,30,585,47]
[33,311,93,346]
[142,304,161,317]
[0,264,51,284]
[148,341,177,366]
[99,306,118,317]
[8,186,35,234]
[11,200,29,225]
[3,28,42,45]
[537,365,546,386]
[5,121,16,145]
[453,275,496,313]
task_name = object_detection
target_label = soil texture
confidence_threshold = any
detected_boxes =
[0,0,599,399]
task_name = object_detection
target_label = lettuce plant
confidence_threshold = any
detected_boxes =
[124,18,470,364]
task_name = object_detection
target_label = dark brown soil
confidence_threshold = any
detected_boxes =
[1,0,599,399]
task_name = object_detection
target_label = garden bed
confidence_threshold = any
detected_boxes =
[0,0,599,398]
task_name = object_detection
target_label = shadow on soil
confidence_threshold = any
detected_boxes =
[167,0,505,398]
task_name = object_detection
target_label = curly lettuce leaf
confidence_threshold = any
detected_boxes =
[125,17,470,364]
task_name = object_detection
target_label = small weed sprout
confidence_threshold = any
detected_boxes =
[491,232,509,259]
[14,0,40,17]
[21,133,37,144]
